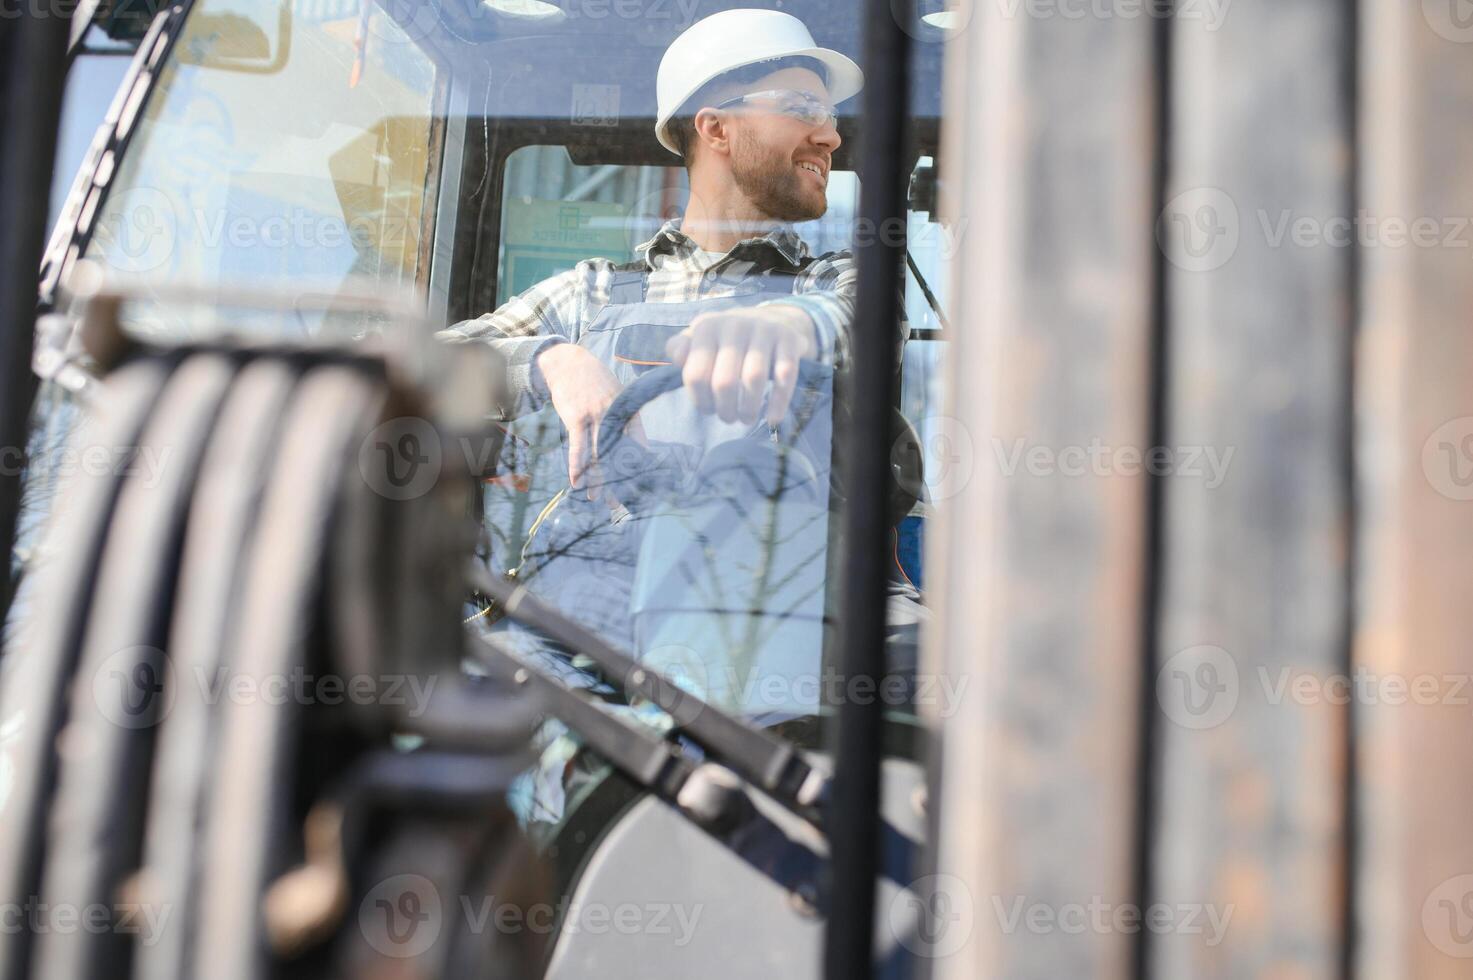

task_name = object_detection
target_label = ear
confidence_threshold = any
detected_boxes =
[692,107,733,159]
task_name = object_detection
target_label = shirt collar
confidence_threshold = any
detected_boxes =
[634,218,810,270]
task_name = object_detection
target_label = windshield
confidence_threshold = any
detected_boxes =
[74,0,441,339]
[36,0,957,838]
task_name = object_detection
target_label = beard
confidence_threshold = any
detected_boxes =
[730,129,828,223]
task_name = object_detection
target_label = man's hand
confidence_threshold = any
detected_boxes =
[665,305,817,426]
[536,342,628,496]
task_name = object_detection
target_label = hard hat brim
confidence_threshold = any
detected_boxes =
[655,46,864,155]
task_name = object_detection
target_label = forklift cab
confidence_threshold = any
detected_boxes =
[16,0,957,974]
[34,0,952,706]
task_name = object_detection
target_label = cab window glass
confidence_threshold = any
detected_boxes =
[495,145,861,304]
[79,0,441,338]
[480,144,862,597]
[898,155,952,589]
[32,0,955,853]
[49,24,136,230]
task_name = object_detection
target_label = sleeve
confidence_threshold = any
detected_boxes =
[758,251,906,370]
[435,266,587,416]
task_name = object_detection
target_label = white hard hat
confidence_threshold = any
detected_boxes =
[655,9,864,155]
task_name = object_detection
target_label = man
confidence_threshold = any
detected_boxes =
[446,8,919,715]
[442,8,888,496]
[447,10,924,826]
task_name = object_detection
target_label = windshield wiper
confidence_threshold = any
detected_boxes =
[905,249,951,333]
[471,630,834,908]
[467,564,831,828]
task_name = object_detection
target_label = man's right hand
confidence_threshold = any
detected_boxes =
[536,342,626,496]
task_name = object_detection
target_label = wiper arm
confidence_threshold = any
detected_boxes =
[468,564,830,827]
[905,249,951,333]
[473,631,836,908]
[471,631,700,808]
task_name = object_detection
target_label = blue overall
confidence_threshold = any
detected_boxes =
[496,260,837,718]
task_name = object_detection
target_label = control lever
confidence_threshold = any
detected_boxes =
[470,630,752,836]
[468,564,832,828]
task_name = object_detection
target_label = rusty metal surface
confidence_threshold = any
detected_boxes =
[1148,2,1356,978]
[1355,2,1473,978]
[926,4,1158,978]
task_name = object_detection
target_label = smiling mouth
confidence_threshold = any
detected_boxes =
[796,161,827,185]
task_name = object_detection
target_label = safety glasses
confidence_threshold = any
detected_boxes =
[712,89,839,130]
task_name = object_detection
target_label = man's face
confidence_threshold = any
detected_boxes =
[723,67,840,223]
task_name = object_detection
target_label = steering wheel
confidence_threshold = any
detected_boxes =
[595,360,834,461]
[594,362,924,527]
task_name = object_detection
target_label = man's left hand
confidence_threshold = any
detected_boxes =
[665,305,817,427]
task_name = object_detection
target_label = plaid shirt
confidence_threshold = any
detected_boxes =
[439,219,871,416]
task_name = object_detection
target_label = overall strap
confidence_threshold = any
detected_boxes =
[605,261,649,306]
[604,253,819,307]
[737,254,819,298]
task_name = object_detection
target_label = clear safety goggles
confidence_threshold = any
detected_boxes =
[712,89,840,130]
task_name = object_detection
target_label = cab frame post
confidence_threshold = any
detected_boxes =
[823,0,913,977]
[0,9,74,629]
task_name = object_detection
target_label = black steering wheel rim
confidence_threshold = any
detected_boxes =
[594,359,833,464]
